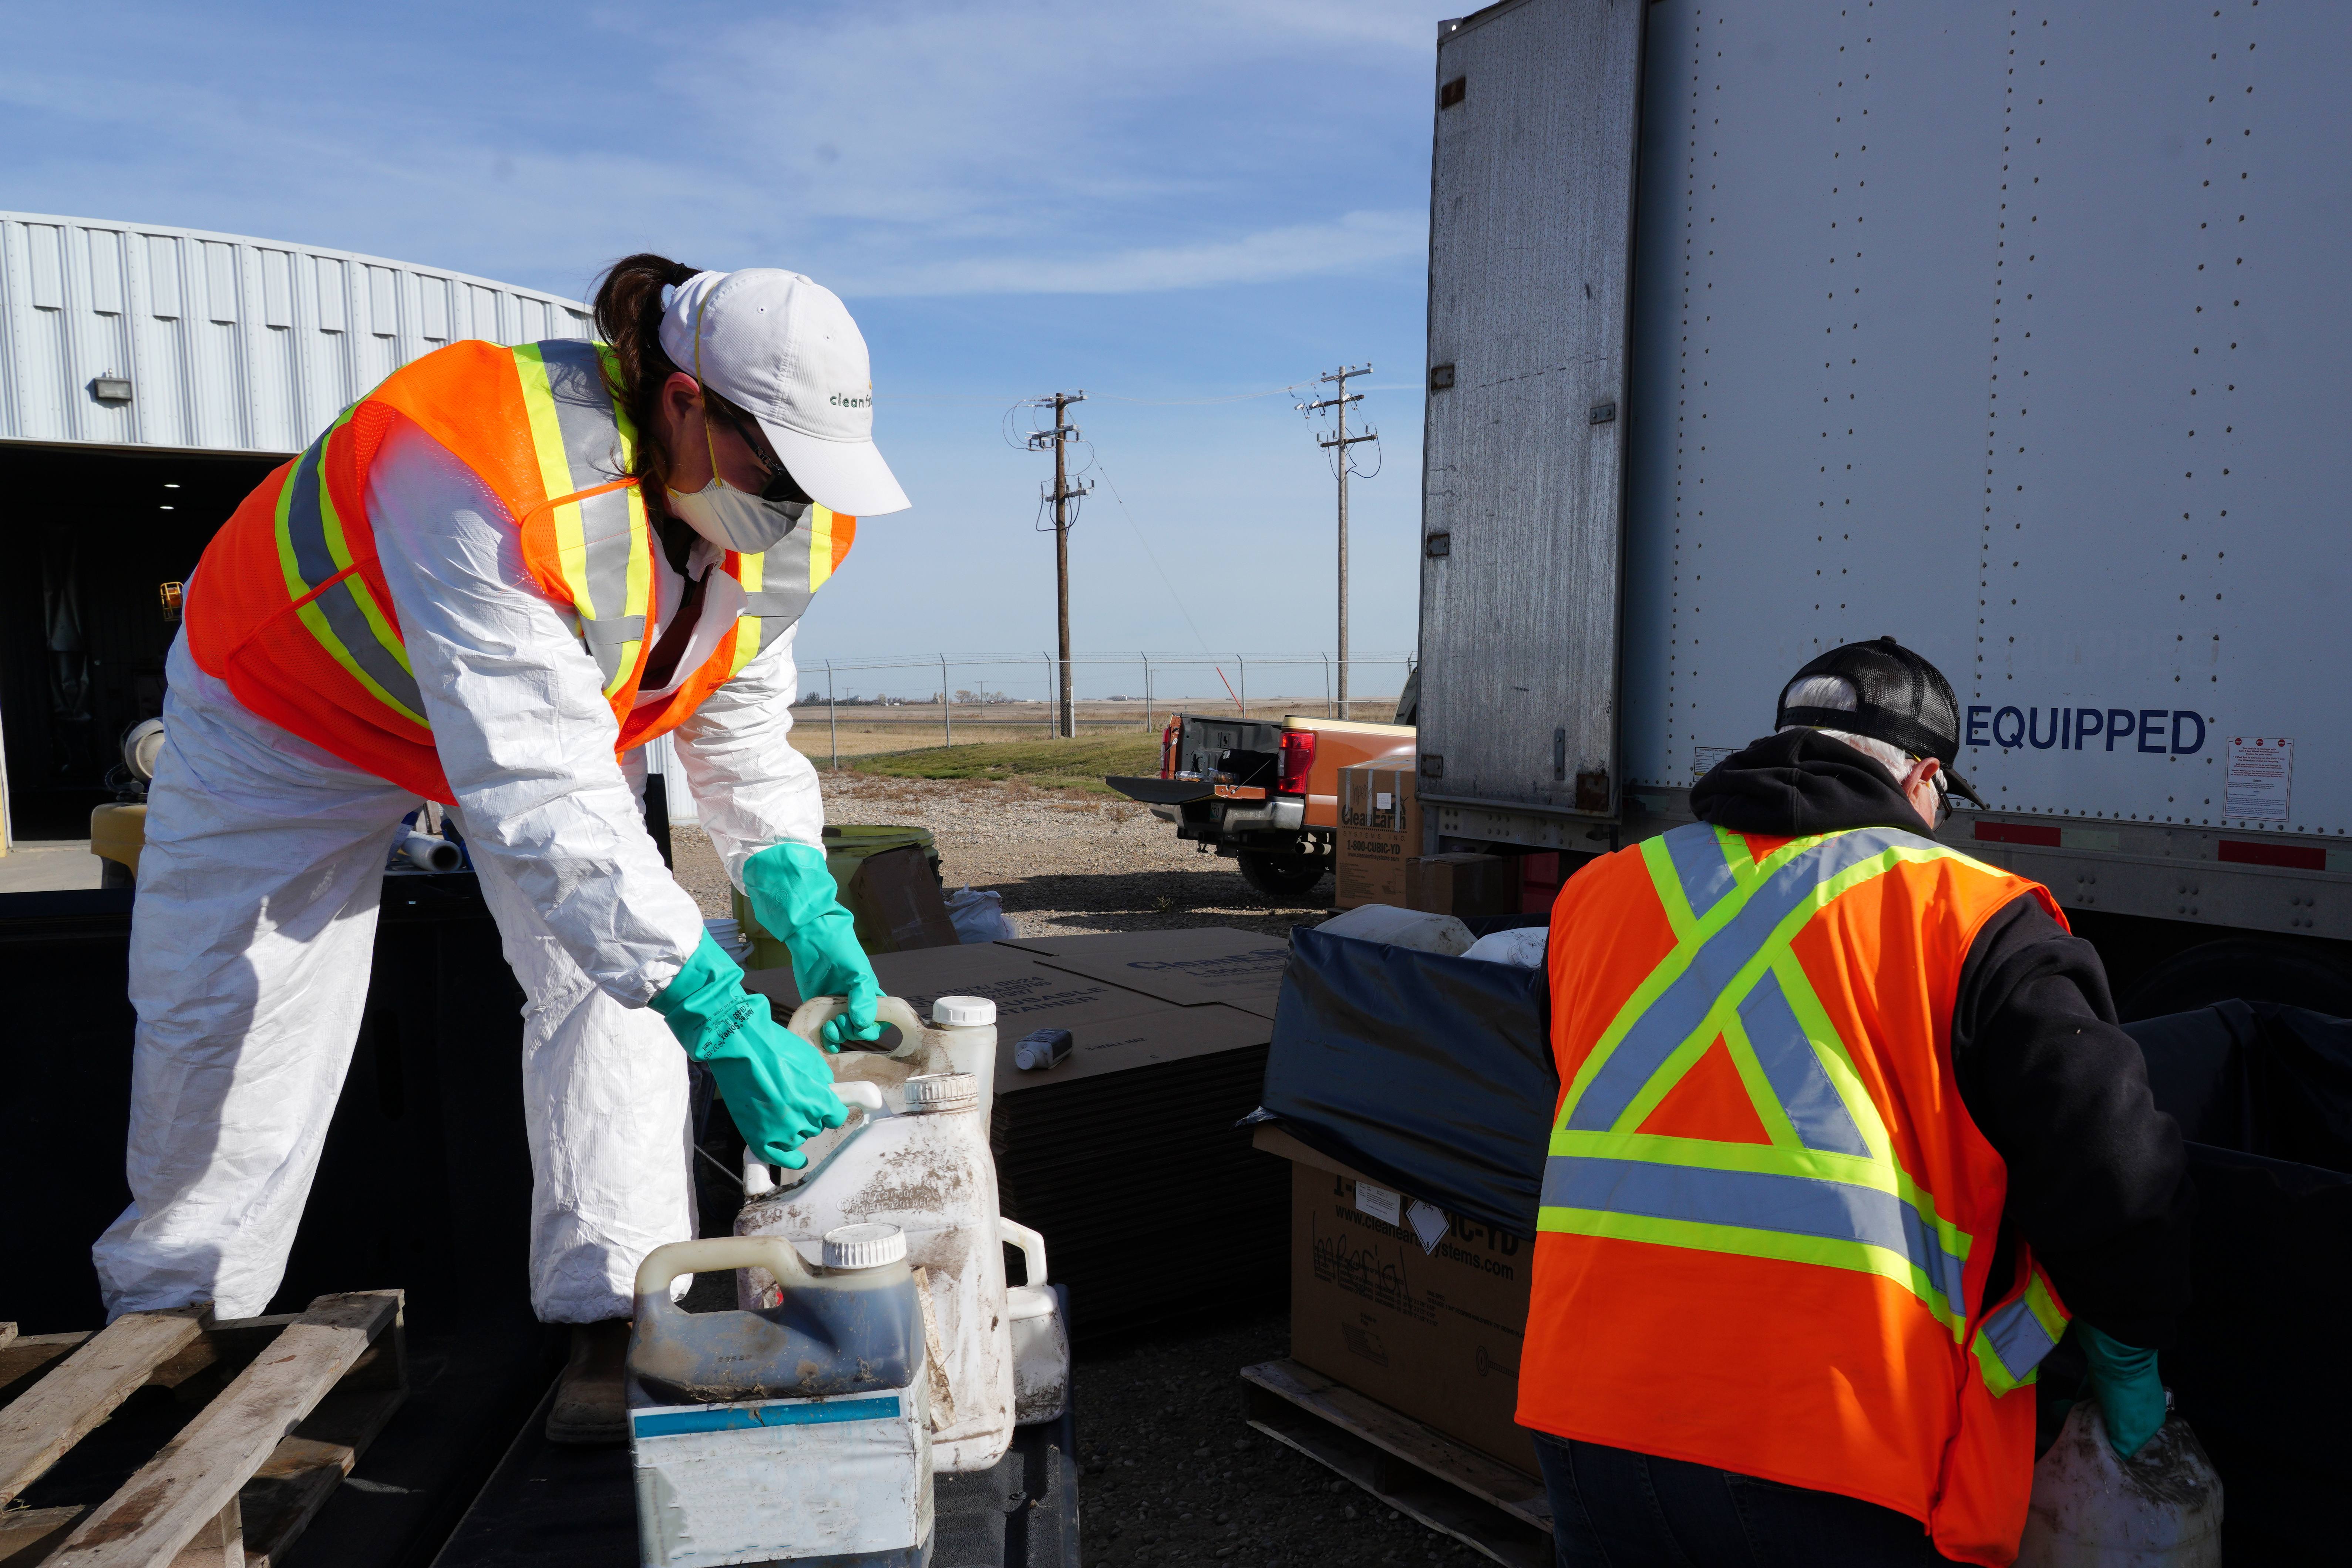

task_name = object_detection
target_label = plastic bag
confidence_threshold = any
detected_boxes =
[1316,904,1474,955]
[1463,925,1549,968]
[944,885,1015,943]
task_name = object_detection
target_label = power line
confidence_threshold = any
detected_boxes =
[1297,363,1377,720]
[1090,457,1213,655]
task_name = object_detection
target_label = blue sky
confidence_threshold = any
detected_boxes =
[7,1,1448,702]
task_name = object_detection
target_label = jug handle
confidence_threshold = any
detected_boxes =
[740,1081,892,1197]
[1000,1217,1049,1288]
[790,994,928,1060]
[636,1234,812,1303]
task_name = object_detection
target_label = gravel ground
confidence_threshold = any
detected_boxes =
[666,772,1336,938]
[1073,1313,1484,1568]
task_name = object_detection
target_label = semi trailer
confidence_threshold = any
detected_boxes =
[1414,0,2352,1016]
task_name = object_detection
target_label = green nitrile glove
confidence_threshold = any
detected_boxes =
[648,931,845,1170]
[2075,1322,2166,1461]
[742,841,885,1049]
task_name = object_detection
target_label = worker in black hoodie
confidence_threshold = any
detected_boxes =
[1515,638,2191,1568]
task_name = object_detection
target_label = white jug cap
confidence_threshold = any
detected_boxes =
[903,1072,979,1113]
[932,995,996,1026]
[822,1223,906,1269]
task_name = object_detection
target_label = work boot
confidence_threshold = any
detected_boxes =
[545,1319,631,1446]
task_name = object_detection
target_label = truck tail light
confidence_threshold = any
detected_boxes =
[1278,730,1316,794]
[1160,717,1182,779]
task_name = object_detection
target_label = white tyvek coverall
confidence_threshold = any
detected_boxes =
[93,414,825,1322]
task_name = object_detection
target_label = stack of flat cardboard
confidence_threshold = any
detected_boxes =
[748,927,1293,1336]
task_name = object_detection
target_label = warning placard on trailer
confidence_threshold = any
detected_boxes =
[2226,737,2293,823]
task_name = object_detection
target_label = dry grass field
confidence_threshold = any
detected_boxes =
[780,695,1402,763]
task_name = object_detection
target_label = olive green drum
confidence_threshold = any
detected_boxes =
[732,825,941,969]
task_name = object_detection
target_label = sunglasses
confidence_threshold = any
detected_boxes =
[709,401,814,507]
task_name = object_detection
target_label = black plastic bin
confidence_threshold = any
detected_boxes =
[2124,1001,2352,1564]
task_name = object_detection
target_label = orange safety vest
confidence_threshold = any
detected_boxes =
[1517,822,2072,1567]
[184,338,855,803]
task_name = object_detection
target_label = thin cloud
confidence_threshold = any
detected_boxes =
[849,209,1426,297]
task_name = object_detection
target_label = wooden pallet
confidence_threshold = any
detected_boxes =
[1240,1359,1552,1568]
[0,1291,406,1568]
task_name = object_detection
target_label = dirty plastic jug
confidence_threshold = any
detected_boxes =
[736,1071,1015,1474]
[1000,1218,1070,1426]
[2015,1395,2223,1567]
[754,995,997,1158]
[627,1230,932,1568]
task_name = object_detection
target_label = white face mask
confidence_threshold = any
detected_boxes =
[666,475,804,554]
[665,397,806,554]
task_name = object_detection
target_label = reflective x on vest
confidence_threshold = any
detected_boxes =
[1540,822,2066,1386]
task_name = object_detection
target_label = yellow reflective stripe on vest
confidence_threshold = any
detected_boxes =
[1971,1269,2068,1394]
[807,505,842,592]
[729,546,768,677]
[729,502,843,676]
[512,341,650,694]
[1541,823,1983,1333]
[272,410,429,728]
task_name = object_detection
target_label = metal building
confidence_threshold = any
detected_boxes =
[0,212,591,842]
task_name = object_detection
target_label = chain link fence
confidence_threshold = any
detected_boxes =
[647,651,1414,820]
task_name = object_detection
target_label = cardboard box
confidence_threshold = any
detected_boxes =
[1260,1127,1537,1476]
[1336,766,1421,910]
[1406,852,1520,919]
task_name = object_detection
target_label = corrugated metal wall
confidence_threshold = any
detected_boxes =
[0,212,591,456]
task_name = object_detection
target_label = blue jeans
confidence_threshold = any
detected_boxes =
[1532,1433,1955,1567]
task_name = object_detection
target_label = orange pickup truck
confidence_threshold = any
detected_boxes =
[1106,710,1415,896]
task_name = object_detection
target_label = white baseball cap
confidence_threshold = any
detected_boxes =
[659,268,910,517]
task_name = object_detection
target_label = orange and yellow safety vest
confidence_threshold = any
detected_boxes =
[1517,821,2070,1567]
[185,338,854,802]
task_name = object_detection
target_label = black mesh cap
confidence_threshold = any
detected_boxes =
[1774,636,1989,810]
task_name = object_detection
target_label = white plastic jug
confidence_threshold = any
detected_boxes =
[626,1231,931,1568]
[735,1071,1015,1475]
[762,995,998,1149]
[999,1218,1070,1426]
[2015,1397,2223,1567]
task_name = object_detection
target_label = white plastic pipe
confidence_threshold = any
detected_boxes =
[403,833,462,873]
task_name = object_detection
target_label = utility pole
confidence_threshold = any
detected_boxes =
[1027,391,1092,738]
[1298,364,1375,719]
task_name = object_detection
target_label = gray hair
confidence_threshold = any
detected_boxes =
[1777,674,1914,779]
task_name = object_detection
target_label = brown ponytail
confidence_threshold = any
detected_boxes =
[591,253,703,502]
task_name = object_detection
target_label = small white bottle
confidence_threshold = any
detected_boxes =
[927,996,999,1110]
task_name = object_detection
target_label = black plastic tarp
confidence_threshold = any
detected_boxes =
[1260,921,1554,1238]
[2122,1002,2352,1561]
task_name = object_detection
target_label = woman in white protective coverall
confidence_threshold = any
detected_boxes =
[93,255,906,1443]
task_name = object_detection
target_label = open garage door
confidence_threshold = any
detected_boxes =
[1,442,283,842]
